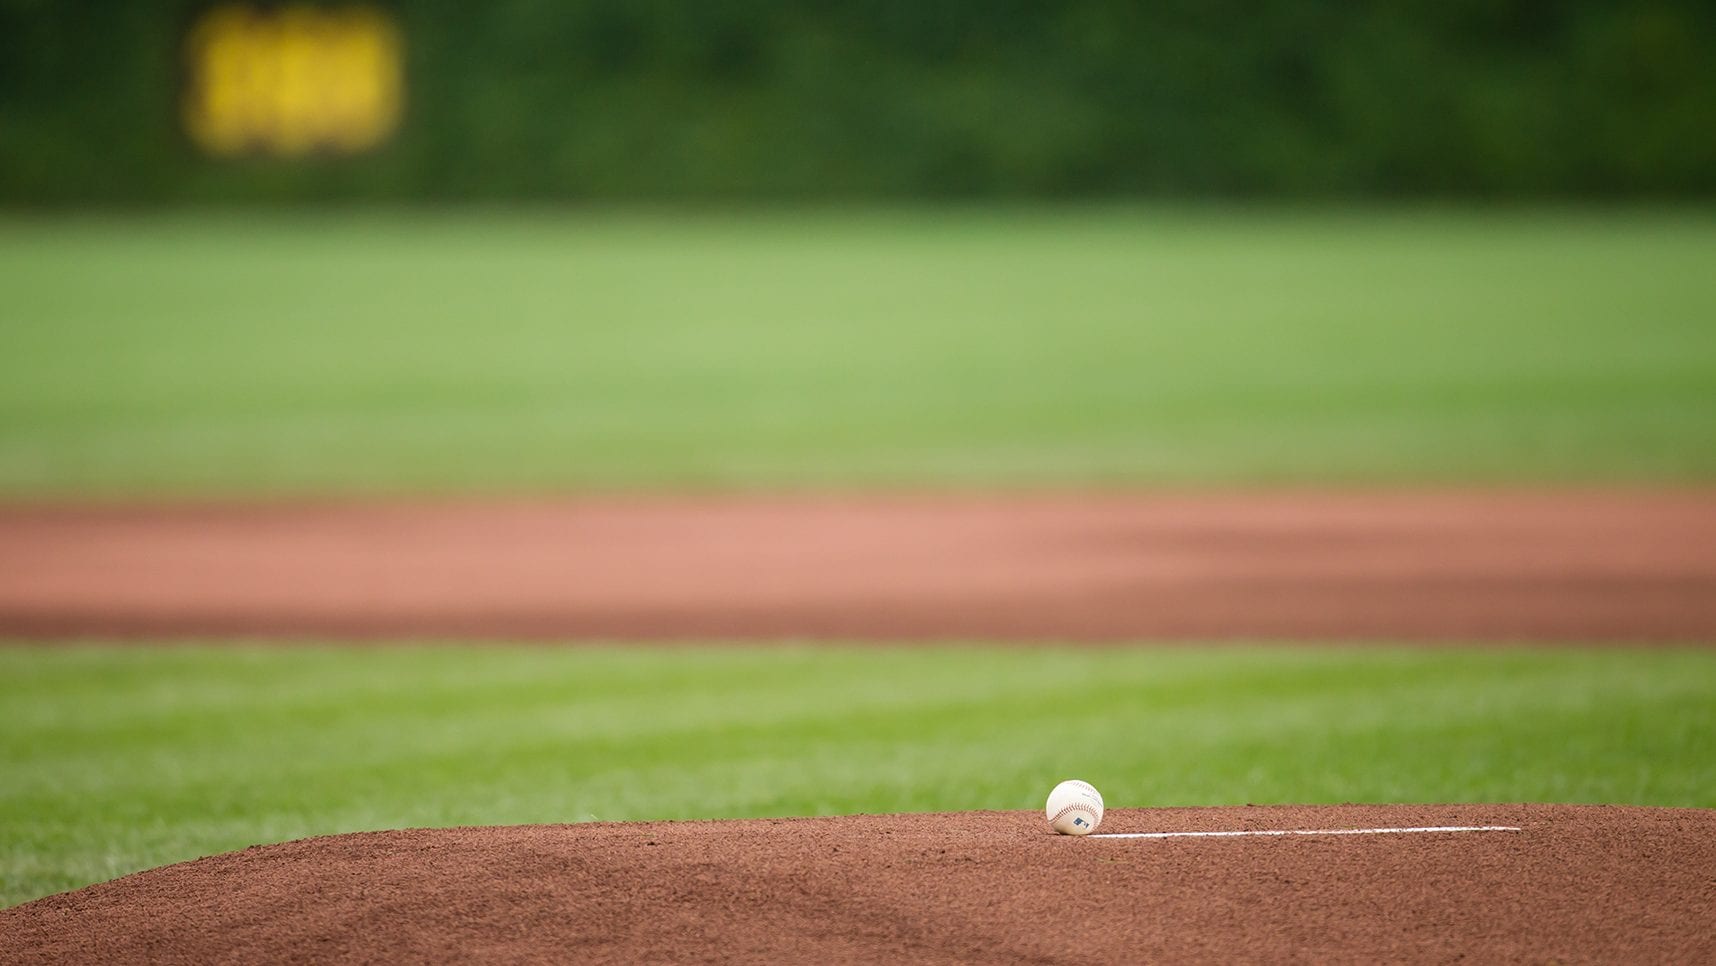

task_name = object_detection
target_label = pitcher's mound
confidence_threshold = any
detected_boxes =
[4,805,1712,964]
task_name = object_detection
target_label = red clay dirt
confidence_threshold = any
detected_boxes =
[2,491,1714,642]
[3,805,1711,964]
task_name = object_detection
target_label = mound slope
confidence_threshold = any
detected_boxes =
[4,492,1716,642]
[3,805,1711,964]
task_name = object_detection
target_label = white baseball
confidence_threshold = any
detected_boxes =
[1045,779,1104,835]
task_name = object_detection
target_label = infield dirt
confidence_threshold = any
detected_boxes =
[3,490,1714,642]
[4,805,1712,964]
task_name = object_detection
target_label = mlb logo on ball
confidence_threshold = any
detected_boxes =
[1074,817,1086,827]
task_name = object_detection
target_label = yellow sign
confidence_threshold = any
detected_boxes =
[182,5,403,157]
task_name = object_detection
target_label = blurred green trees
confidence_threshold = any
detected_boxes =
[3,0,1713,202]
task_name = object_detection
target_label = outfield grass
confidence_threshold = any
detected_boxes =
[3,644,1713,907]
[2,208,1714,494]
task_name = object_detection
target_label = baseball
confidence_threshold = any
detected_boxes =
[1045,779,1104,835]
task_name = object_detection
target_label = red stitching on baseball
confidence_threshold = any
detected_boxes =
[1051,803,1101,827]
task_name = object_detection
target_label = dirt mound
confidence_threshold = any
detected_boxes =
[4,491,1715,642]
[4,805,1711,963]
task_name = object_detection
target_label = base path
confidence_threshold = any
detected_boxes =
[3,805,1711,963]
[2,491,1714,641]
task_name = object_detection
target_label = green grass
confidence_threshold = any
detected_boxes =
[3,643,1713,907]
[2,208,1714,494]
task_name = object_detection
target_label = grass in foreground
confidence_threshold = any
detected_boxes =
[2,643,1713,906]
[2,208,1714,494]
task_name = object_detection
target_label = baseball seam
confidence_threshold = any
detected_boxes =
[1051,803,1102,828]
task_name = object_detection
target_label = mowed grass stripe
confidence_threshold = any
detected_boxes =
[2,209,1714,493]
[3,644,1714,906]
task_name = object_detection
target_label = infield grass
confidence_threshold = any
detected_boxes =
[3,208,1715,494]
[4,643,1714,907]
